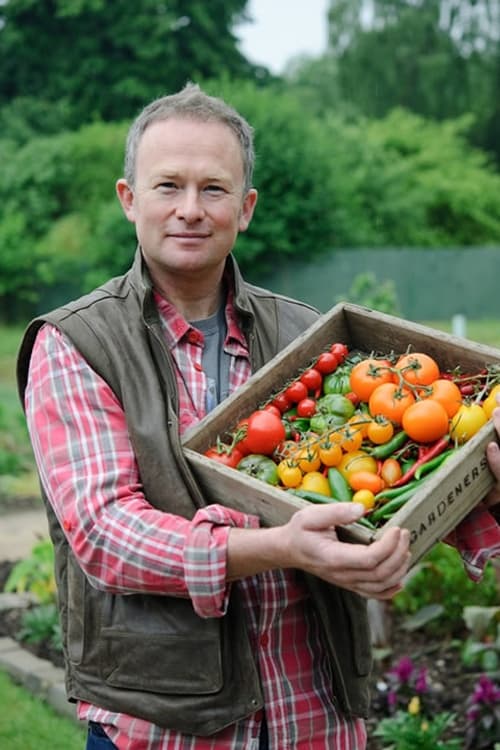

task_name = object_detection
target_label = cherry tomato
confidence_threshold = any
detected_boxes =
[296,397,317,417]
[395,352,440,386]
[263,403,282,417]
[245,410,286,455]
[315,351,340,374]
[380,458,403,487]
[277,460,303,488]
[352,489,376,510]
[337,450,378,480]
[299,368,323,392]
[284,380,309,404]
[450,403,488,444]
[270,393,292,414]
[348,471,385,494]
[330,343,349,362]
[401,400,449,443]
[349,358,394,402]
[366,418,394,445]
[318,440,343,467]
[300,471,332,497]
[425,378,463,418]
[481,383,500,420]
[204,446,244,468]
[292,443,322,473]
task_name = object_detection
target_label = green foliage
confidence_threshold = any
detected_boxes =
[393,542,499,634]
[0,670,86,749]
[4,539,56,605]
[374,710,461,750]
[19,604,61,651]
[336,272,400,315]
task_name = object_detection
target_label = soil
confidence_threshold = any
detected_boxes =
[0,559,486,747]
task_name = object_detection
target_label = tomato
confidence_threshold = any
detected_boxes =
[296,397,317,417]
[237,454,279,485]
[450,403,488,444]
[270,392,292,414]
[368,383,416,425]
[337,450,378,480]
[300,471,332,497]
[284,380,309,404]
[366,418,394,445]
[318,440,343,467]
[482,383,500,420]
[401,399,449,443]
[425,378,463,418]
[204,445,244,468]
[292,443,322,473]
[349,358,394,402]
[323,368,352,395]
[348,413,372,438]
[331,423,364,453]
[330,342,349,362]
[245,410,286,455]
[299,368,323,392]
[395,352,440,386]
[352,489,376,510]
[277,460,303,488]
[263,403,282,418]
[348,471,385,494]
[315,351,340,374]
[380,458,403,487]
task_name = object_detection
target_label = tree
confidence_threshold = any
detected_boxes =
[0,0,265,138]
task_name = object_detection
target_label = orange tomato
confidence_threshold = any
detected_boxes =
[318,440,343,467]
[349,358,394,402]
[348,471,385,494]
[401,399,449,443]
[348,413,372,439]
[333,424,364,453]
[292,444,322,473]
[395,352,440,386]
[368,383,416,425]
[424,378,463,418]
[366,418,394,445]
[380,457,403,487]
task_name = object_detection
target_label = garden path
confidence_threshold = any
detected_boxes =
[0,507,48,561]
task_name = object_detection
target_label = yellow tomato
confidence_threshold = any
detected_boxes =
[352,489,376,510]
[482,384,500,420]
[450,403,488,444]
[277,460,303,488]
[318,440,343,467]
[300,471,332,497]
[338,450,378,481]
[292,444,321,473]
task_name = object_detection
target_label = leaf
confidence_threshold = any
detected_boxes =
[400,603,444,631]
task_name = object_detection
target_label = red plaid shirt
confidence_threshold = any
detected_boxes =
[24,292,367,750]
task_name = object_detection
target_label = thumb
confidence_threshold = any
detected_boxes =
[302,501,366,531]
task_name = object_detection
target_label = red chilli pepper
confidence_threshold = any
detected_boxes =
[389,435,451,489]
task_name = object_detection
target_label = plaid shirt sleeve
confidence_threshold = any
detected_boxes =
[445,504,500,582]
[24,323,258,616]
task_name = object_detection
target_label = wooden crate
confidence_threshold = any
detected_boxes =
[182,303,500,565]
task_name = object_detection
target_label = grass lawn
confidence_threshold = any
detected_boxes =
[0,670,86,749]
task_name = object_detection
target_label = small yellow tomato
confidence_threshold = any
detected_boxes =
[366,418,394,445]
[292,444,321,473]
[318,440,343,467]
[352,489,376,510]
[338,450,378,481]
[277,460,303,488]
[482,383,500,420]
[450,403,488,443]
[300,471,332,497]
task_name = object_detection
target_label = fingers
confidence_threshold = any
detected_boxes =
[297,501,367,531]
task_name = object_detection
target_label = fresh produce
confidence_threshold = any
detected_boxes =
[204,342,500,528]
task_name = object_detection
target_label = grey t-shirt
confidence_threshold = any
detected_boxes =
[190,305,231,413]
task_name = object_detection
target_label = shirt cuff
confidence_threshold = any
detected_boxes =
[183,503,259,617]
[445,503,500,582]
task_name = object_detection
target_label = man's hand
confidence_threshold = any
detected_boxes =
[227,502,411,600]
[485,400,500,516]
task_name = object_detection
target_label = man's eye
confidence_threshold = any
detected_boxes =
[204,184,224,193]
[159,182,177,190]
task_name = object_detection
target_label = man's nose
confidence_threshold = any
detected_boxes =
[175,188,205,222]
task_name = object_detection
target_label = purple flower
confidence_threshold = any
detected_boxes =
[470,675,500,707]
[415,667,428,694]
[389,656,414,684]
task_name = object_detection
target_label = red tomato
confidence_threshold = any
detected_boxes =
[299,368,323,392]
[284,380,309,403]
[296,397,317,417]
[315,351,340,374]
[245,410,287,455]
[270,393,292,413]
[330,343,349,362]
[204,446,244,468]
[263,403,282,417]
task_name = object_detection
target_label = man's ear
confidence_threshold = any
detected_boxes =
[239,188,258,232]
[116,179,136,223]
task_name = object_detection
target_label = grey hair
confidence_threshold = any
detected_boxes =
[123,82,255,193]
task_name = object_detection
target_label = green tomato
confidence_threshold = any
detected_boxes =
[309,413,345,435]
[237,454,279,485]
[323,368,352,395]
[316,393,355,420]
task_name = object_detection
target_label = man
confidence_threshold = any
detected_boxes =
[16,83,499,749]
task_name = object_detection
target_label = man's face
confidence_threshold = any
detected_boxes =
[116,117,257,283]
